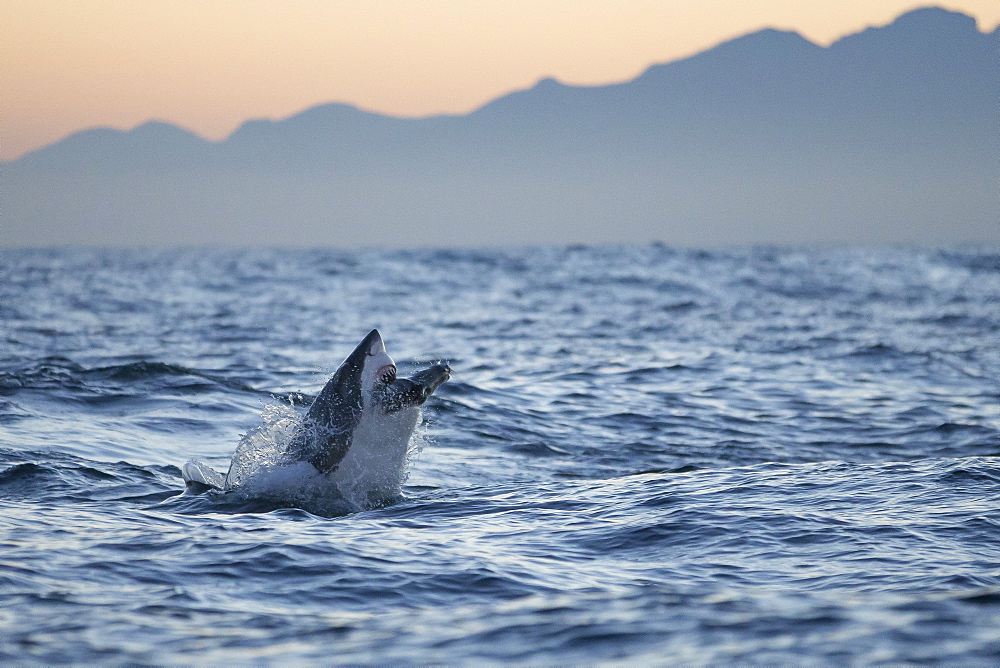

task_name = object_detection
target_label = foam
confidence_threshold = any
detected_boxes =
[221,400,425,515]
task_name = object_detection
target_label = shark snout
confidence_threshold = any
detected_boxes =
[363,329,386,355]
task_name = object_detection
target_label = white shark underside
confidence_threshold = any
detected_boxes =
[182,329,450,510]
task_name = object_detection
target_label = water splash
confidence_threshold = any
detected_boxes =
[220,401,429,515]
[224,401,302,490]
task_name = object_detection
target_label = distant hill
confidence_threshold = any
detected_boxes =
[2,7,997,247]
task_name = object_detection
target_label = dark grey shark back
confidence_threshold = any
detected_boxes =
[290,329,379,473]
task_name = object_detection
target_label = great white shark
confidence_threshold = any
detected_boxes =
[182,329,450,506]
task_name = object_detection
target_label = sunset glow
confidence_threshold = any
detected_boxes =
[3,0,998,161]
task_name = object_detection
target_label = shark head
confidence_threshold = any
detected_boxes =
[293,329,450,475]
[358,329,450,413]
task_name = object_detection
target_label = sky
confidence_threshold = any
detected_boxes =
[3,0,999,162]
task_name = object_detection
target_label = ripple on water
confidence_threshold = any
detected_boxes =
[0,246,998,663]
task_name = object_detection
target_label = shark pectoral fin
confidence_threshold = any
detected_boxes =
[181,460,226,494]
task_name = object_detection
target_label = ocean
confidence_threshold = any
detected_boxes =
[1,245,998,663]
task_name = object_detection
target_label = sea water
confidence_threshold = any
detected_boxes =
[1,245,998,663]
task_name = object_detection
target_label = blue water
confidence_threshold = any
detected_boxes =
[1,245,998,663]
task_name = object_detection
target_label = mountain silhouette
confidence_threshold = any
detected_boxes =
[2,7,997,247]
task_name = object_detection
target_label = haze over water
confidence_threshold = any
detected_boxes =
[3,6,997,248]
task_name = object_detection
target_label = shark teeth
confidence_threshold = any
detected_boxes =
[379,364,397,385]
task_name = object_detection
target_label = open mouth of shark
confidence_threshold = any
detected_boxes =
[378,364,397,384]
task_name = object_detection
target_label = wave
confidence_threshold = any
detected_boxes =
[0,448,181,503]
[0,358,270,396]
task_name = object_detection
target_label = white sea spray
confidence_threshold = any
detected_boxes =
[223,400,428,514]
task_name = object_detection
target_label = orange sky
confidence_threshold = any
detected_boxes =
[3,0,998,161]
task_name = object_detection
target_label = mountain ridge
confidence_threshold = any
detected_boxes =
[11,6,989,164]
[3,6,997,247]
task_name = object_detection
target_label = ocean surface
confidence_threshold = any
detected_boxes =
[1,245,998,664]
